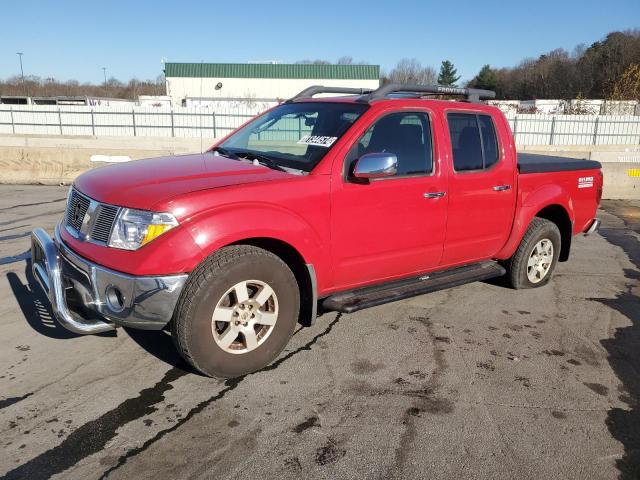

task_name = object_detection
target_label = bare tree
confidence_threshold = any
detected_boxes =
[295,59,331,65]
[337,56,354,65]
[0,75,165,99]
[387,58,436,85]
[493,30,640,99]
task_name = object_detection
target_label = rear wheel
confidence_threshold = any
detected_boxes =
[172,245,300,378]
[505,217,561,289]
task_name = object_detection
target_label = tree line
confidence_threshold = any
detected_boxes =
[384,30,640,100]
[1,30,638,101]
[0,75,165,100]
[293,30,640,100]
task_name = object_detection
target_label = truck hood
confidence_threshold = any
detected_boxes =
[74,153,291,210]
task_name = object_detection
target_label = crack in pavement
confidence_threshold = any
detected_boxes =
[0,198,66,211]
[0,312,345,480]
[0,250,31,266]
[0,210,64,227]
[386,314,453,480]
[0,231,31,242]
[1,368,188,480]
[98,312,343,479]
[0,392,34,410]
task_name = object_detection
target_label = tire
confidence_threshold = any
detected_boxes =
[505,217,561,290]
[171,245,300,378]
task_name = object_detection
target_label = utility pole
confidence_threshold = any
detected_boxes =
[102,67,107,96]
[16,52,27,97]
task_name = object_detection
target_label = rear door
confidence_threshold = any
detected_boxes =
[330,108,448,289]
[441,111,517,265]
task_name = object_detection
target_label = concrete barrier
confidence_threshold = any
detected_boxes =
[0,135,205,185]
[598,163,639,199]
[0,135,638,199]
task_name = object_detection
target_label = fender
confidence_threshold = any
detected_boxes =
[495,183,574,260]
[181,201,330,287]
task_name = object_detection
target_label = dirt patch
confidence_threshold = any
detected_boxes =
[315,438,346,466]
[543,349,566,356]
[350,359,385,375]
[584,382,609,396]
[293,416,320,434]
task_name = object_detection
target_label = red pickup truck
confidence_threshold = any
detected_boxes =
[31,84,603,378]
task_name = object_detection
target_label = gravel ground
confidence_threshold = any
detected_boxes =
[0,185,638,480]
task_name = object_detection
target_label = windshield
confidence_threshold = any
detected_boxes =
[218,102,368,172]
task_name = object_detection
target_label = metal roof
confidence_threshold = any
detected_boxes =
[164,63,380,80]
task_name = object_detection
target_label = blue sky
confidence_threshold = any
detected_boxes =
[2,0,639,84]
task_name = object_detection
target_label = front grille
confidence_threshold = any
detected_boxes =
[66,189,90,231]
[91,204,119,243]
[65,188,120,245]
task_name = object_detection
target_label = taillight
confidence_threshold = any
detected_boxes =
[596,170,603,206]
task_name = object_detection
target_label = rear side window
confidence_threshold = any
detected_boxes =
[478,115,499,168]
[447,113,499,171]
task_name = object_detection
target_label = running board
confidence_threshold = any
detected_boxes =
[322,261,506,313]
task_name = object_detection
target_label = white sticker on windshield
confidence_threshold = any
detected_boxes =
[297,135,338,147]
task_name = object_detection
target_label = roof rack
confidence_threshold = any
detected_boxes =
[286,85,375,103]
[365,83,496,103]
[286,83,496,104]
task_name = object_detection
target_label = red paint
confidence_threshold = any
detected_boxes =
[62,97,602,296]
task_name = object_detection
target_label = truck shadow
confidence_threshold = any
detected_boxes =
[6,258,198,372]
[592,221,640,480]
[6,258,310,374]
[6,259,116,340]
[123,327,196,373]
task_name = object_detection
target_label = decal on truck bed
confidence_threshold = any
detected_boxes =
[578,176,594,188]
[297,135,338,147]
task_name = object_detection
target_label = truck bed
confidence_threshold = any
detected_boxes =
[517,153,601,174]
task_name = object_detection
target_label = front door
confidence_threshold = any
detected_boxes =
[330,109,448,290]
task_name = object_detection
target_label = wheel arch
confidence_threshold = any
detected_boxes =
[496,182,575,262]
[228,237,316,326]
[534,204,572,262]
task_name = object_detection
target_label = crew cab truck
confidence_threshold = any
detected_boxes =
[31,84,603,378]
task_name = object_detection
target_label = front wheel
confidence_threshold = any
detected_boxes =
[171,245,300,378]
[505,217,561,289]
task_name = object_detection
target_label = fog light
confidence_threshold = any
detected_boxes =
[105,286,125,312]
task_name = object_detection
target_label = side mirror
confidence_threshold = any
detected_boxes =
[352,152,398,180]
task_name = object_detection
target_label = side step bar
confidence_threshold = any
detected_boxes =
[322,261,506,313]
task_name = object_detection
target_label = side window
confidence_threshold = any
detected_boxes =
[447,113,500,171]
[346,111,433,177]
[478,115,499,168]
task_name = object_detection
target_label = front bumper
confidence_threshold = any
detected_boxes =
[30,225,188,334]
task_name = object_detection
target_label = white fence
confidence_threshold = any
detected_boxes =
[0,104,266,139]
[1,105,640,146]
[508,115,640,146]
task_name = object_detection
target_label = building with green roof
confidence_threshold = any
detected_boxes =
[164,62,380,106]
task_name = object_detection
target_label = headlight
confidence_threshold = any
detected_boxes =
[108,208,178,251]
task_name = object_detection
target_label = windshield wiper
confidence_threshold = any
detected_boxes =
[210,146,241,160]
[233,150,287,172]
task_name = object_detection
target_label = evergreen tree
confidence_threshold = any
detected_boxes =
[471,64,498,90]
[437,60,460,86]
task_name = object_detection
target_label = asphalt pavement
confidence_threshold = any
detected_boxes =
[0,185,639,480]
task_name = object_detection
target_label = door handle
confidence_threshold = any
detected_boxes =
[493,185,511,191]
[423,191,446,199]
